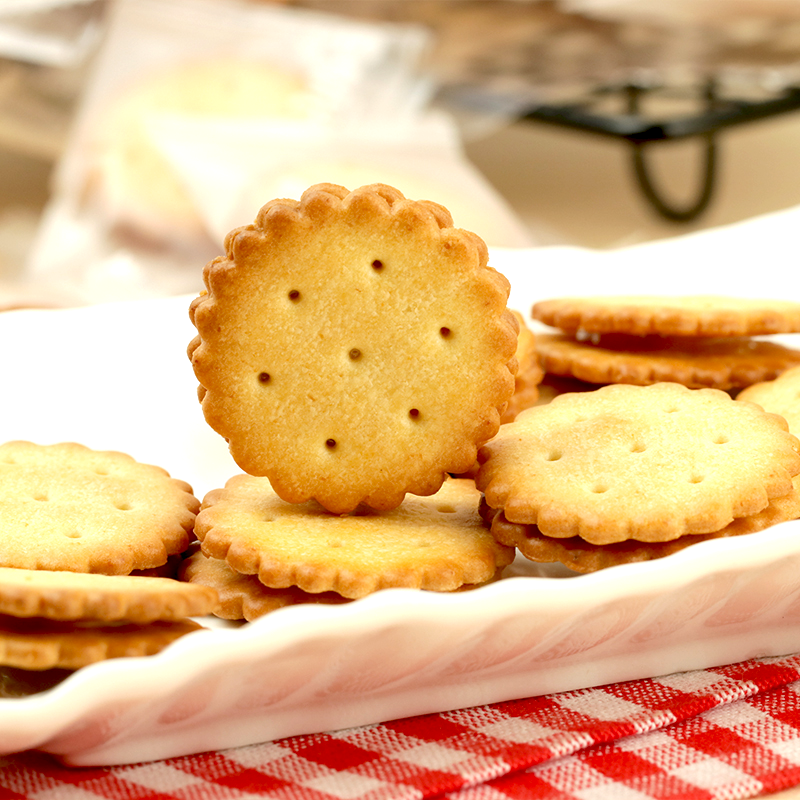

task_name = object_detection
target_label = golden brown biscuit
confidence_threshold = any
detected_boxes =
[502,310,543,423]
[0,441,199,574]
[535,333,800,391]
[0,616,204,671]
[738,364,800,435]
[195,476,515,598]
[189,183,518,513]
[484,482,800,573]
[180,550,349,621]
[476,382,800,545]
[532,296,800,337]
[0,568,217,623]
[452,312,541,480]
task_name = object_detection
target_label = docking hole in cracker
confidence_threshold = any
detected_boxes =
[189,183,518,514]
[476,382,800,544]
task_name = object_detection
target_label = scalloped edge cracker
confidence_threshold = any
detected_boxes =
[502,310,543,423]
[189,183,518,513]
[534,333,800,391]
[0,616,204,670]
[477,382,800,545]
[180,550,349,621]
[484,482,800,573]
[0,441,199,574]
[738,365,800,434]
[532,296,800,337]
[194,475,515,598]
[0,568,218,623]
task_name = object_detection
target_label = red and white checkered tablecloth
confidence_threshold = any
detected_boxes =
[5,654,800,800]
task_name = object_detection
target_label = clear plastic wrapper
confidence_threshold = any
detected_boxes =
[0,0,102,68]
[24,0,531,305]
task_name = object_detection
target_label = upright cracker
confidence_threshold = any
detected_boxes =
[532,296,800,337]
[476,382,800,544]
[189,183,518,514]
[195,476,515,598]
[0,441,199,574]
[535,333,800,390]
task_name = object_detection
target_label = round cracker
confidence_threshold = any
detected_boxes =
[189,183,518,514]
[477,382,800,544]
[195,476,515,598]
[738,364,800,435]
[0,441,199,574]
[180,550,349,621]
[532,296,800,337]
[502,310,543,423]
[0,616,204,670]
[535,333,800,391]
[485,481,800,573]
[0,568,218,623]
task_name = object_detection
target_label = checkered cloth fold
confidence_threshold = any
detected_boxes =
[5,654,800,800]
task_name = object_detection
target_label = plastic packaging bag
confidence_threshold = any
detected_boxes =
[25,0,531,305]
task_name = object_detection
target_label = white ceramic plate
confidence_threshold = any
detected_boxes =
[2,242,800,766]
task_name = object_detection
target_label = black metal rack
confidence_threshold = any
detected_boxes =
[523,80,800,222]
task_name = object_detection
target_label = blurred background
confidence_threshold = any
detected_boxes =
[3,0,800,306]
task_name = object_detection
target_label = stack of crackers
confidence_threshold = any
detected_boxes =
[0,441,217,681]
[532,295,800,392]
[474,295,800,573]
